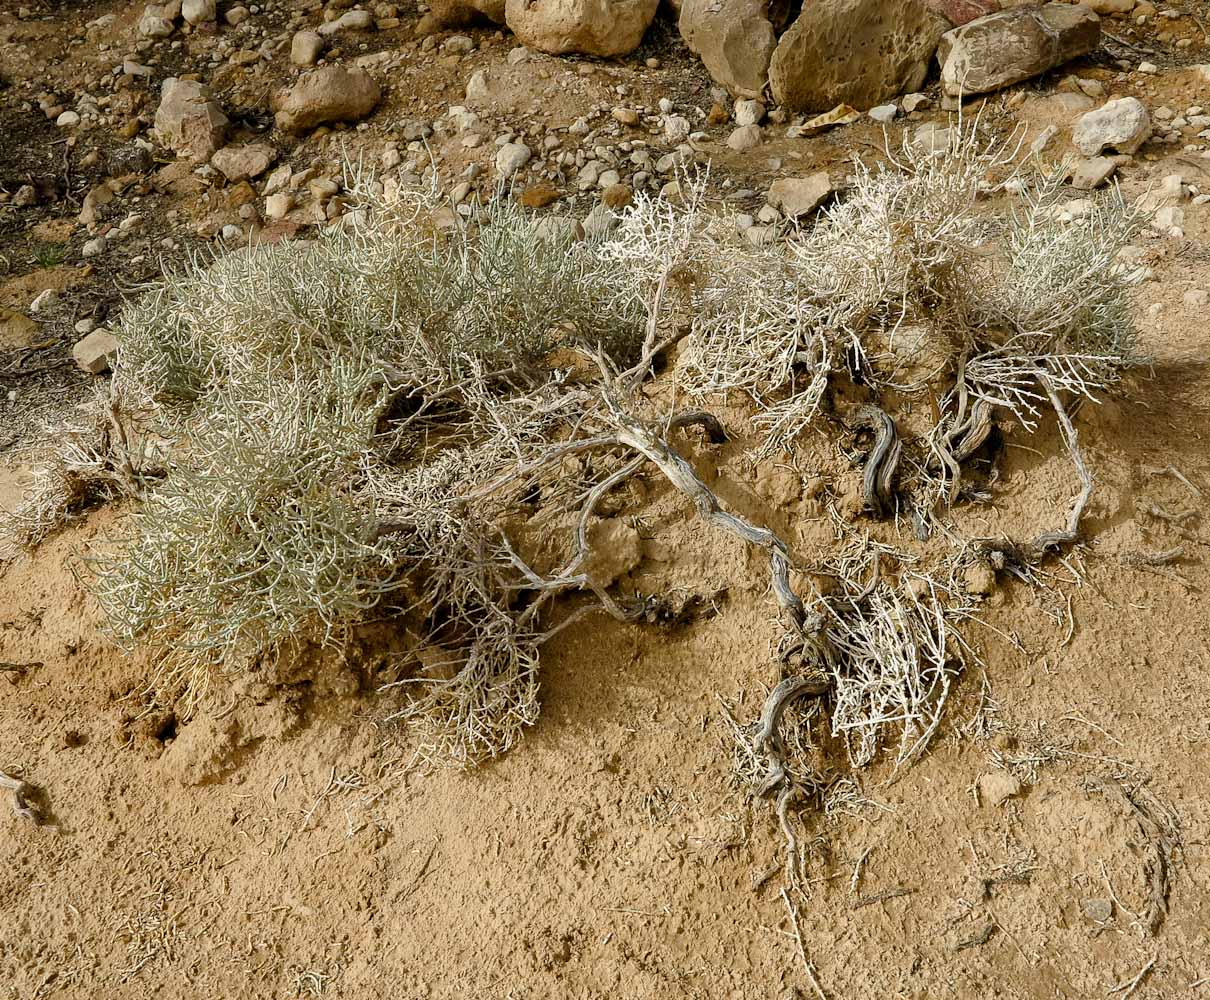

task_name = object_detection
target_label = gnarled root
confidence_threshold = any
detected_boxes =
[851,405,902,519]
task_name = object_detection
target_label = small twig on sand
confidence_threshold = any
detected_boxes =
[1144,464,1201,499]
[1120,546,1185,567]
[781,888,828,1000]
[851,887,914,909]
[1102,30,1152,55]
[0,770,39,823]
[849,846,872,895]
[0,661,42,676]
[1108,955,1156,998]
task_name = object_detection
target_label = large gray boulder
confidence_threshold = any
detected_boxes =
[679,0,776,100]
[769,0,949,113]
[937,3,1101,98]
[504,0,659,57]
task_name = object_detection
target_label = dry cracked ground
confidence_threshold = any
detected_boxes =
[2,0,1210,998]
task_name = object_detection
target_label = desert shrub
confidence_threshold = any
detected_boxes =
[76,189,646,752]
[6,132,1145,771]
[609,125,1141,455]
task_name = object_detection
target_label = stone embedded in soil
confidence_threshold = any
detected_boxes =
[1070,156,1121,190]
[1071,97,1152,156]
[495,141,532,178]
[937,2,1101,98]
[291,30,324,66]
[679,0,776,100]
[766,172,833,219]
[734,99,765,127]
[211,143,276,182]
[72,329,120,375]
[272,66,382,133]
[769,0,949,113]
[318,9,375,36]
[505,0,659,57]
[1082,898,1114,922]
[155,78,229,163]
[182,0,216,23]
[977,770,1022,807]
[726,124,762,151]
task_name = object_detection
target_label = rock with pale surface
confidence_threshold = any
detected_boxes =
[211,143,276,182]
[770,0,949,113]
[1069,156,1120,190]
[272,67,381,133]
[937,3,1101,98]
[766,173,833,218]
[73,329,119,375]
[726,124,761,151]
[679,0,776,100]
[733,99,765,126]
[182,0,216,23]
[291,30,324,65]
[154,78,229,162]
[977,771,1021,807]
[1071,97,1151,155]
[504,0,659,57]
[495,141,532,178]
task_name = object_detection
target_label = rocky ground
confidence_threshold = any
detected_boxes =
[3,0,1210,998]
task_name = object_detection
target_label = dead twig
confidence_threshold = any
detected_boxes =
[1119,546,1184,567]
[851,887,914,909]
